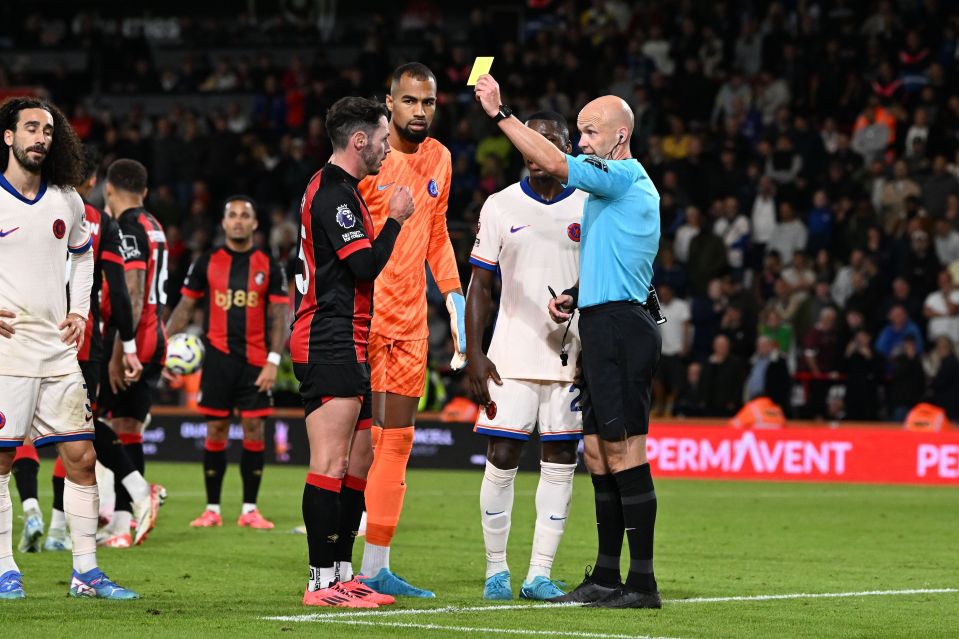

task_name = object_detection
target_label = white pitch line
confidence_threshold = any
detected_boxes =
[261,587,958,622]
[668,588,958,604]
[303,618,689,639]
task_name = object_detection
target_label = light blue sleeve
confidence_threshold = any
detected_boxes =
[563,155,638,199]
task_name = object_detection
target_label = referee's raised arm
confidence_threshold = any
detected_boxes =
[474,75,636,177]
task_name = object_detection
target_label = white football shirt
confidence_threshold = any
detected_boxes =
[469,179,586,382]
[0,175,90,377]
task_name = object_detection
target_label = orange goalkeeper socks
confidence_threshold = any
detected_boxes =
[363,426,414,547]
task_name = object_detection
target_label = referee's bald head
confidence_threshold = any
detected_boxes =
[576,95,634,160]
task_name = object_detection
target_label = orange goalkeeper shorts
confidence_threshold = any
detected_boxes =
[368,332,429,398]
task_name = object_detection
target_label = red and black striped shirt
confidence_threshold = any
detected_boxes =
[116,206,168,365]
[291,163,377,364]
[77,202,126,363]
[181,247,289,367]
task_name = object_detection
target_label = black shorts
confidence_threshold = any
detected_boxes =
[198,346,274,419]
[294,361,372,430]
[579,301,661,441]
[98,362,162,423]
[79,360,100,407]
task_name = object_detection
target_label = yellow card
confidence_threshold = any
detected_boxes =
[467,57,494,86]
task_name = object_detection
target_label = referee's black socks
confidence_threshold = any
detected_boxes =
[590,473,625,586]
[615,463,658,592]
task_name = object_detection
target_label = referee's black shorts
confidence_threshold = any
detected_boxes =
[579,301,661,441]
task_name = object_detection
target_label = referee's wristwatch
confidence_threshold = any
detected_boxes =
[492,104,513,123]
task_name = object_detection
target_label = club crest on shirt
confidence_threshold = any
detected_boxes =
[254,271,266,286]
[567,223,581,242]
[336,204,356,229]
[485,401,497,420]
[0,411,5,430]
[52,218,66,239]
[428,179,439,198]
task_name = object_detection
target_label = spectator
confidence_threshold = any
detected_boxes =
[879,160,920,235]
[673,362,705,418]
[831,248,864,307]
[744,336,792,416]
[699,335,746,417]
[926,336,959,422]
[719,305,754,363]
[923,155,959,218]
[691,278,726,360]
[880,277,923,328]
[781,250,815,300]
[767,201,808,264]
[801,307,842,418]
[673,206,702,264]
[687,218,728,296]
[652,244,687,299]
[713,196,750,272]
[888,336,926,421]
[754,250,783,302]
[923,270,959,343]
[900,229,941,301]
[806,190,833,255]
[876,304,925,359]
[662,115,692,161]
[933,218,959,266]
[654,283,691,415]
[759,308,794,356]
[842,329,882,421]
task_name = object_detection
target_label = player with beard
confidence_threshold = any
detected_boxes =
[292,97,413,607]
[355,62,462,599]
[0,96,137,599]
[12,145,158,553]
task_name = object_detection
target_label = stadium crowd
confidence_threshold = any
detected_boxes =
[3,0,959,422]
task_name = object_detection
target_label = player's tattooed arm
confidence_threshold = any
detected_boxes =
[164,295,198,338]
[125,269,146,328]
[465,266,502,405]
[255,302,289,392]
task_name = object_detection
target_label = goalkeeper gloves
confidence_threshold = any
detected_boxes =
[446,291,467,370]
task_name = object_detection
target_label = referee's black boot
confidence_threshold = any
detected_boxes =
[584,584,662,609]
[547,566,620,604]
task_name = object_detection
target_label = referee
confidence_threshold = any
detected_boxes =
[475,76,662,609]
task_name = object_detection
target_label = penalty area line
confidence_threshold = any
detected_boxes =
[261,587,958,622]
[294,618,689,639]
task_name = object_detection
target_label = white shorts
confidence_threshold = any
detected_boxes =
[0,372,93,448]
[474,379,583,441]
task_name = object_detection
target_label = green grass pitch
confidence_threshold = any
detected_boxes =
[4,462,958,638]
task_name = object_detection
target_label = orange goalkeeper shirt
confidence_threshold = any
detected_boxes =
[358,136,460,340]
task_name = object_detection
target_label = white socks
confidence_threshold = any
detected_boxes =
[110,510,132,534]
[336,560,353,582]
[22,497,40,514]
[361,542,390,578]
[0,474,19,574]
[64,478,99,574]
[206,504,221,515]
[242,503,257,515]
[121,471,150,503]
[480,461,517,578]
[308,565,336,591]
[527,461,576,582]
[50,508,67,530]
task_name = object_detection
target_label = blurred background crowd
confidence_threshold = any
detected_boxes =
[3,0,959,422]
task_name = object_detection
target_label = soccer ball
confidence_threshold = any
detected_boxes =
[165,333,205,375]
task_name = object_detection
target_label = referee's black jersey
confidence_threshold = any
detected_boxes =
[291,163,376,364]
